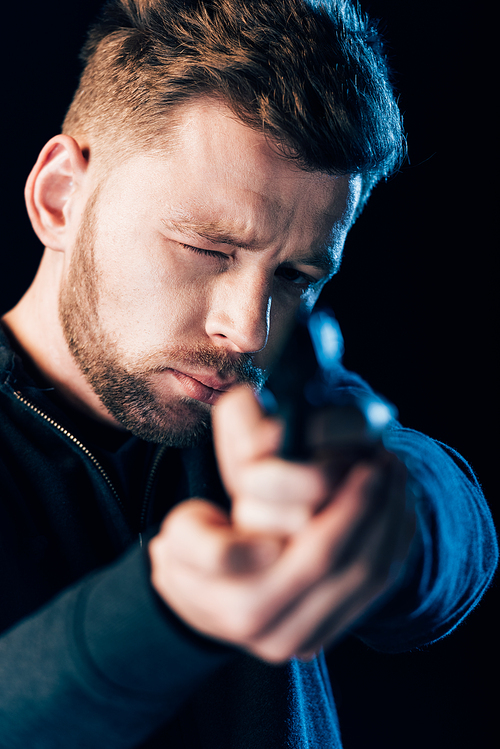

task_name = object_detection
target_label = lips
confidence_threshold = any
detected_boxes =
[169,369,238,405]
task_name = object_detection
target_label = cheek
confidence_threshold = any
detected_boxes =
[92,232,210,352]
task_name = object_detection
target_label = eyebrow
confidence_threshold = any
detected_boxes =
[297,247,340,276]
[161,218,340,276]
[162,219,256,250]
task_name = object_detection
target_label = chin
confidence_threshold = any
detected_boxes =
[112,396,213,446]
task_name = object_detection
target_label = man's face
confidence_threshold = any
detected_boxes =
[59,99,360,445]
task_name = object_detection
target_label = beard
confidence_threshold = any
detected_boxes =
[58,189,266,446]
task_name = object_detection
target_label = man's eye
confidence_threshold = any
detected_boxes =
[276,266,315,288]
[182,244,227,260]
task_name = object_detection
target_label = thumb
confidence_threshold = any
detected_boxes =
[154,498,283,575]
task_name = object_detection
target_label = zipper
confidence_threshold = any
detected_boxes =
[13,390,168,548]
[12,389,166,544]
[138,443,169,546]
[14,389,125,509]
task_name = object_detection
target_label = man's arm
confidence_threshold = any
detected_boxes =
[353,425,498,652]
[1,387,496,745]
[0,540,233,747]
[151,384,486,662]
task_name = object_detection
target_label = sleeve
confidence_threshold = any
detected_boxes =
[0,542,233,748]
[324,365,498,653]
[352,423,498,653]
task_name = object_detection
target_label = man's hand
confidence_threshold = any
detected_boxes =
[149,386,415,662]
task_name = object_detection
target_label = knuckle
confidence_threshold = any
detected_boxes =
[221,600,266,643]
[306,543,337,580]
[251,640,295,664]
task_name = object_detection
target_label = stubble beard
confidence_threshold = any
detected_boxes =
[58,190,265,446]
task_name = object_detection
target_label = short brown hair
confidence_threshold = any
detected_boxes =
[63,0,405,211]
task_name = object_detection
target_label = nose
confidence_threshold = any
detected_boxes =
[205,274,272,354]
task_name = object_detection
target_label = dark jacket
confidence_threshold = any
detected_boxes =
[0,327,497,748]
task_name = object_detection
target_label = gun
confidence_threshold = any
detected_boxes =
[263,308,396,472]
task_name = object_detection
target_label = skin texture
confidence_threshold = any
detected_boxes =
[3,98,415,662]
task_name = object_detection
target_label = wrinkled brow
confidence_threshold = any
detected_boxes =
[162,218,341,275]
[162,218,258,250]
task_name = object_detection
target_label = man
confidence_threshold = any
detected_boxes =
[0,1,496,747]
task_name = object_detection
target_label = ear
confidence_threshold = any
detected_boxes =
[25,134,89,252]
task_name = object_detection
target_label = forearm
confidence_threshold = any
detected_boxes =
[0,542,232,747]
[352,425,498,652]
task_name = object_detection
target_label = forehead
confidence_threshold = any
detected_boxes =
[96,99,360,255]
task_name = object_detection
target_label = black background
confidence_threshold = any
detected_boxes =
[2,2,497,747]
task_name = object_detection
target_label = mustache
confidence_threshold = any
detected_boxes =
[137,345,267,389]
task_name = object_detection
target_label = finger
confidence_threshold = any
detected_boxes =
[149,499,288,646]
[154,498,283,576]
[300,462,384,568]
[232,457,330,533]
[251,461,415,659]
[245,518,400,663]
[248,561,376,663]
[305,454,409,573]
[223,464,379,633]
[292,566,385,656]
[294,494,411,657]
[232,464,397,641]
[327,456,399,571]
